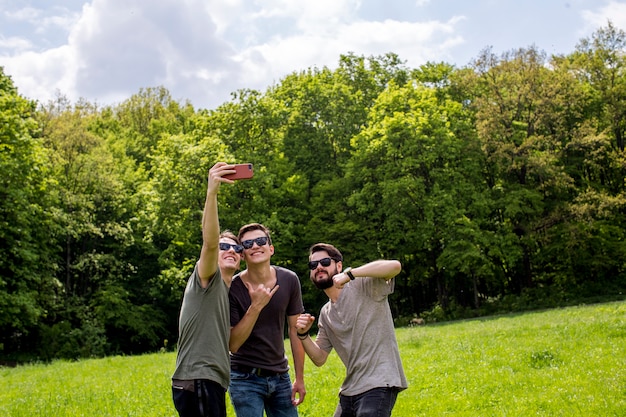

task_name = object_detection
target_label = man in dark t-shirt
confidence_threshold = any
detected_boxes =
[228,223,306,417]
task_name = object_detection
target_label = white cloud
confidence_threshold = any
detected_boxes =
[3,0,620,110]
[3,0,467,108]
[4,5,79,42]
[335,17,465,64]
[581,0,626,29]
[234,14,465,91]
[204,0,246,35]
[4,7,42,23]
[0,36,33,52]
[3,45,77,101]
[63,0,240,105]
[37,12,81,35]
[250,0,360,25]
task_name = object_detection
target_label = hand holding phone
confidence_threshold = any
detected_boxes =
[224,163,254,180]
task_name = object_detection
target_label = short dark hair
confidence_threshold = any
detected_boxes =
[238,223,272,244]
[309,243,343,262]
[220,230,239,243]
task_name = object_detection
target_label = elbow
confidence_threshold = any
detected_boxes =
[229,327,241,353]
[388,260,402,276]
[364,260,402,279]
[229,338,241,353]
[312,357,326,367]
[310,350,328,367]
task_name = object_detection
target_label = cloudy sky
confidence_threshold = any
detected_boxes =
[1,0,625,110]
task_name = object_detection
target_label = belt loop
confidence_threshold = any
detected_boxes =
[196,380,205,416]
[172,379,196,392]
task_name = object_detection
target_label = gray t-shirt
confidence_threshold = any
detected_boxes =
[316,276,408,396]
[172,264,230,389]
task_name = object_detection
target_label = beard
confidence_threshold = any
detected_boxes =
[311,266,338,290]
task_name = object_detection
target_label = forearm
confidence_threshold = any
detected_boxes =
[351,260,401,280]
[229,305,262,352]
[197,190,219,279]
[201,190,219,247]
[290,328,306,381]
[298,333,328,367]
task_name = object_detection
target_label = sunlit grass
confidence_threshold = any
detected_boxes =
[1,301,624,416]
[393,301,626,416]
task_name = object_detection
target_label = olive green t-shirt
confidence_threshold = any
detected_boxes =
[172,264,230,389]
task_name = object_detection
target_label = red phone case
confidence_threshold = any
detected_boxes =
[224,164,254,180]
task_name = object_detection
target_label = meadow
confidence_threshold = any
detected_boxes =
[1,300,624,416]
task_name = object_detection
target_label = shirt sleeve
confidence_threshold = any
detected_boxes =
[360,276,395,300]
[286,271,305,316]
[315,306,333,353]
[229,276,247,326]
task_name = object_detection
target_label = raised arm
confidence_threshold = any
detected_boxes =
[333,260,401,288]
[197,162,237,285]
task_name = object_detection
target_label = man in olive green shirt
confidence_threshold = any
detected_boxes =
[172,162,245,417]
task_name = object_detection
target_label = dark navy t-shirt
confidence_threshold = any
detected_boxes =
[229,266,304,373]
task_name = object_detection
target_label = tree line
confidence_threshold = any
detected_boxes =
[1,23,625,362]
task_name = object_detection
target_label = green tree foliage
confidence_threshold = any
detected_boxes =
[1,24,625,361]
[33,94,172,358]
[349,74,483,311]
[0,68,59,357]
[265,53,411,309]
[570,22,626,154]
[456,46,580,294]
[114,86,194,168]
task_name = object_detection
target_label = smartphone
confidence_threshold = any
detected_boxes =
[224,163,254,180]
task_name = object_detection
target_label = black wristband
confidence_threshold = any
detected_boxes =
[297,330,309,340]
[345,268,355,281]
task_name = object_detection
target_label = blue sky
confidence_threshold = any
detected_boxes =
[1,0,625,110]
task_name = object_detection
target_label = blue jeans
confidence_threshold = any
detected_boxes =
[334,387,399,417]
[229,369,298,417]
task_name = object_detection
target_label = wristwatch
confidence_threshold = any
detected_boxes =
[344,267,355,280]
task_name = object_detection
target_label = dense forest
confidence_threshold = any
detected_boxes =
[1,23,625,362]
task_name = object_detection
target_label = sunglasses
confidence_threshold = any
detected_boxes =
[241,236,270,249]
[219,242,244,253]
[308,257,337,270]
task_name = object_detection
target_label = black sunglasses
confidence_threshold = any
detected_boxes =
[308,257,338,270]
[241,236,270,249]
[219,242,244,253]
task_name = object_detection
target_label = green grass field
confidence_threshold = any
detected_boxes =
[1,301,624,416]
